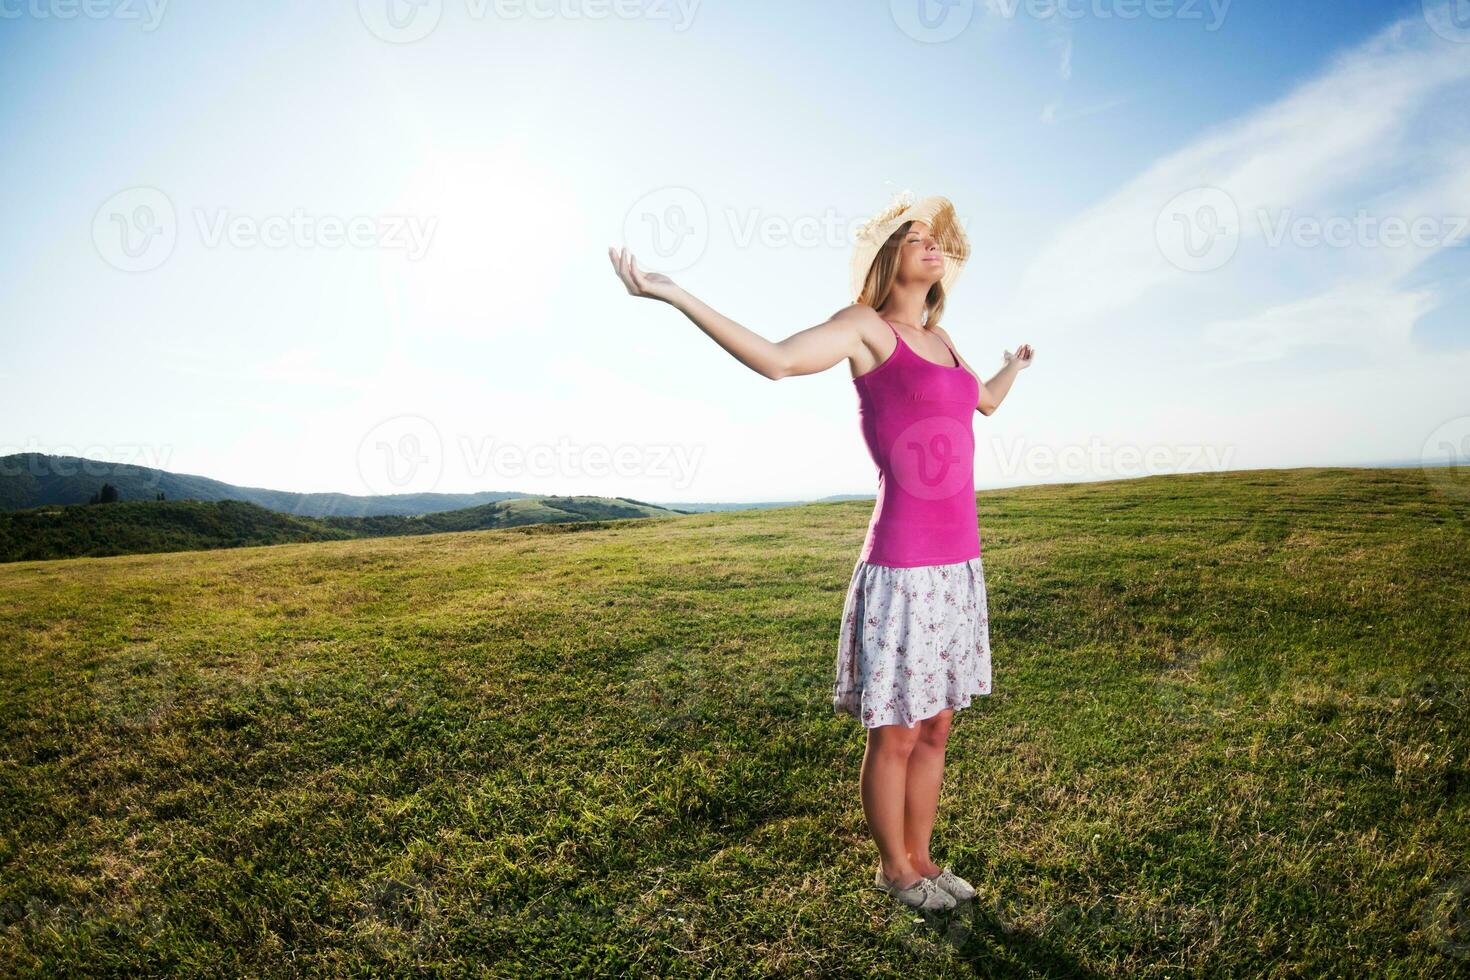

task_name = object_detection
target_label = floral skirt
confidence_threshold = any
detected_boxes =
[831,555,992,729]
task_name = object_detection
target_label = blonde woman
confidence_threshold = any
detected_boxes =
[608,192,1034,912]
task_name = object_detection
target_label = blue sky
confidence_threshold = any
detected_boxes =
[2,0,1467,502]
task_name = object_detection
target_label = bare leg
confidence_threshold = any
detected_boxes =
[904,708,953,876]
[860,720,923,888]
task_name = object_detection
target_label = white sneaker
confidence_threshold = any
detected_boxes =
[873,866,957,911]
[924,866,977,901]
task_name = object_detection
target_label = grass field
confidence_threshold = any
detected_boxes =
[2,466,1468,976]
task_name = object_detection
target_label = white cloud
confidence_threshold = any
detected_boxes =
[1057,35,1073,81]
[1199,278,1440,367]
[1041,94,1130,125]
[1000,4,1470,370]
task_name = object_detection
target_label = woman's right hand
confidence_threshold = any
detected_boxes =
[608,245,680,303]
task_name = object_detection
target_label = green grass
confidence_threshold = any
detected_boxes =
[2,466,1468,976]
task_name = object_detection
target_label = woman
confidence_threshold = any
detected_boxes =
[607,192,1035,913]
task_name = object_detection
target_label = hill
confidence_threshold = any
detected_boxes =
[0,452,541,517]
[0,454,854,519]
[1,466,1467,975]
[0,494,682,563]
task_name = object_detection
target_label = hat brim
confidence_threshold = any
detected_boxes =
[849,194,970,302]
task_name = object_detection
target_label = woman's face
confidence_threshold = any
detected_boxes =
[898,221,945,286]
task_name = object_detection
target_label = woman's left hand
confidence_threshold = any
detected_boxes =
[1004,344,1036,370]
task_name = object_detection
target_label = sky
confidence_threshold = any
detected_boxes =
[2,0,1467,503]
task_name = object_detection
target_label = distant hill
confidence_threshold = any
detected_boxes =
[0,494,685,563]
[652,494,874,513]
[1,453,880,520]
[0,453,542,517]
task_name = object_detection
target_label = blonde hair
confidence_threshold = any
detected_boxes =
[854,220,950,328]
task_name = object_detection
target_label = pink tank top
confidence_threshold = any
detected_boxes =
[853,317,982,567]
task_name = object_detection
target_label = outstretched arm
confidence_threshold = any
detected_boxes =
[668,291,868,380]
[608,245,862,380]
[929,324,1035,416]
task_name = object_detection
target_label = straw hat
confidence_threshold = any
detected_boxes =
[849,190,970,302]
